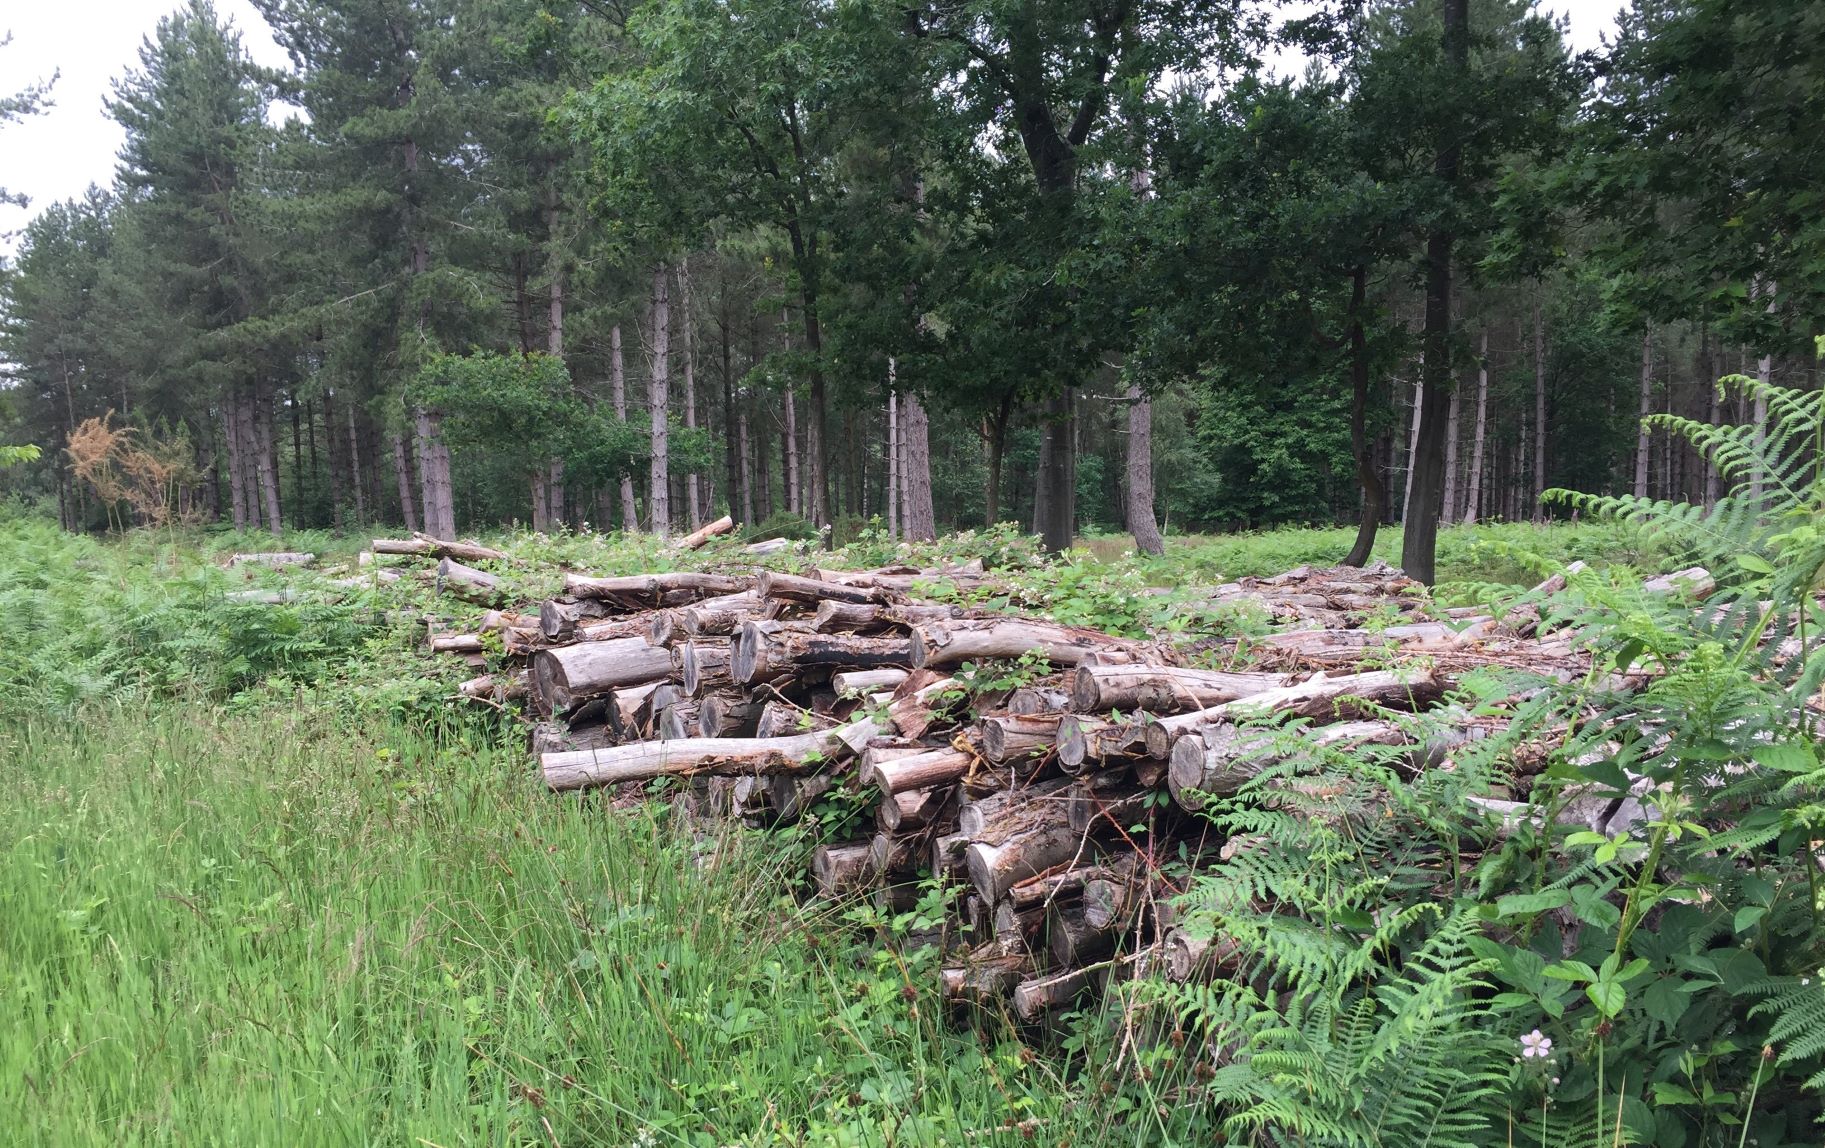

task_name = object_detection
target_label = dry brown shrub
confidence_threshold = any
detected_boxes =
[66,412,203,529]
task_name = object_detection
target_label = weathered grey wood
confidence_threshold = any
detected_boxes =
[993,899,1044,947]
[1069,665,1285,715]
[1166,718,1406,805]
[1054,714,1149,772]
[1142,669,1445,759]
[979,713,1064,764]
[1066,782,1152,835]
[429,633,483,653]
[941,947,1030,1004]
[436,557,504,604]
[529,721,614,757]
[754,701,836,739]
[957,777,1073,838]
[930,831,970,879]
[678,591,762,636]
[697,692,763,737]
[1012,965,1100,1021]
[878,786,953,832]
[681,639,733,696]
[564,571,751,610]
[229,551,314,567]
[1165,928,1240,982]
[812,841,873,898]
[373,536,509,562]
[770,769,837,822]
[733,621,914,686]
[833,667,909,695]
[609,681,668,739]
[963,781,1086,903]
[759,569,890,606]
[542,717,880,790]
[861,744,976,797]
[532,637,674,713]
[868,831,924,880]
[673,514,734,550]
[539,597,610,641]
[886,675,962,740]
[1007,687,1070,715]
[1047,898,1118,966]
[910,618,1141,670]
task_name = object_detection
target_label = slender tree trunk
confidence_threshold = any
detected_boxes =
[323,390,345,531]
[887,371,900,540]
[1403,379,1423,522]
[783,386,801,518]
[679,261,702,528]
[738,407,754,526]
[345,402,367,526]
[290,393,304,515]
[1123,383,1164,555]
[1464,329,1489,525]
[532,470,549,532]
[391,433,420,532]
[1533,297,1547,519]
[238,388,263,530]
[254,383,283,536]
[1033,390,1076,552]
[902,389,937,541]
[224,394,249,531]
[306,398,319,518]
[1704,330,1721,507]
[648,263,672,540]
[415,407,454,540]
[1342,267,1385,564]
[719,292,741,524]
[1634,324,1654,499]
[1442,387,1461,526]
[611,324,639,531]
[983,398,1011,528]
[1400,0,1466,583]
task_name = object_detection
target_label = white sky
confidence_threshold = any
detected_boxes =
[0,0,1624,257]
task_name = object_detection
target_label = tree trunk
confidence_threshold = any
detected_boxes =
[1441,386,1461,525]
[542,718,880,791]
[886,368,900,540]
[1402,379,1422,522]
[322,389,345,530]
[414,407,455,542]
[1124,383,1164,555]
[254,384,283,536]
[1399,0,1466,584]
[1343,266,1385,564]
[224,393,249,531]
[648,266,672,540]
[1034,389,1076,552]
[1069,665,1285,715]
[902,390,936,541]
[738,407,754,527]
[783,384,801,518]
[1464,328,1489,525]
[910,618,1139,670]
[1704,330,1721,507]
[390,433,420,532]
[679,260,702,528]
[1533,296,1547,519]
[344,401,367,526]
[1634,324,1653,499]
[610,324,639,531]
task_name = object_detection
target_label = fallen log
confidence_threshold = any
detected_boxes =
[673,514,734,551]
[229,551,314,567]
[861,745,976,798]
[698,693,763,737]
[758,569,891,606]
[678,591,763,637]
[1142,669,1445,759]
[879,786,953,832]
[531,637,675,713]
[733,622,913,687]
[429,633,483,654]
[564,571,751,610]
[1164,928,1241,982]
[542,717,881,790]
[539,597,611,641]
[681,640,733,696]
[812,841,873,897]
[373,535,510,563]
[1166,718,1407,805]
[436,557,504,605]
[910,618,1142,670]
[833,667,909,695]
[1055,714,1149,773]
[941,947,1030,1004]
[1069,665,1285,715]
[979,713,1063,764]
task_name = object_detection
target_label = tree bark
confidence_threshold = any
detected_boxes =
[542,718,880,791]
[1703,330,1721,507]
[608,324,639,531]
[1033,389,1076,552]
[910,618,1139,669]
[390,433,420,533]
[679,260,702,528]
[224,393,249,531]
[532,636,674,714]
[1124,383,1164,555]
[413,407,455,542]
[783,383,801,518]
[886,372,900,539]
[1343,266,1384,564]
[1533,294,1547,519]
[1634,324,1654,499]
[1068,665,1285,715]
[1142,669,1445,759]
[901,389,937,541]
[1464,328,1489,524]
[1441,385,1461,525]
[648,263,672,540]
[1399,0,1467,584]
[344,401,366,526]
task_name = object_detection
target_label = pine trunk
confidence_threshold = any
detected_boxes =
[1124,384,1164,555]
[1441,386,1461,526]
[345,402,367,526]
[1634,325,1654,499]
[224,392,249,530]
[648,263,672,540]
[902,390,936,542]
[1343,266,1385,565]
[1034,389,1076,552]
[783,385,801,518]
[610,324,639,531]
[886,378,900,540]
[1533,297,1547,519]
[1464,329,1488,525]
[254,383,283,536]
[414,407,455,542]
[391,433,420,532]
[1704,331,1721,507]
[679,262,702,528]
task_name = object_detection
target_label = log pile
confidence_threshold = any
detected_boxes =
[388,543,1670,1026]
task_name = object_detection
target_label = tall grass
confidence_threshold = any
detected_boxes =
[0,705,1114,1147]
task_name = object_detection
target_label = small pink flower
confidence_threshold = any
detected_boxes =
[1520,1030,1553,1059]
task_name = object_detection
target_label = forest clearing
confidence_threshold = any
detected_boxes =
[4,0,1825,1144]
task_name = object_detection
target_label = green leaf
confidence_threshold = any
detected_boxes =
[1752,743,1816,774]
[1643,978,1692,1027]
[1497,889,1572,916]
[1545,959,1598,983]
[1732,905,1766,934]
[1735,553,1774,576]
[1587,980,1626,1017]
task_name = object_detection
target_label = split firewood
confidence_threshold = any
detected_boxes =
[436,557,504,605]
[672,514,735,551]
[993,900,1045,947]
[564,571,751,610]
[979,713,1063,764]
[733,621,913,687]
[373,535,510,563]
[1141,669,1446,759]
[542,717,881,790]
[532,637,674,713]
[1069,665,1286,715]
[910,618,1144,670]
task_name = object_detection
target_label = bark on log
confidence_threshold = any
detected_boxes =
[1047,899,1118,966]
[1167,718,1406,805]
[941,947,1030,1004]
[758,569,892,606]
[681,640,733,696]
[886,675,961,740]
[879,786,953,832]
[911,619,1141,670]
[673,514,734,550]
[1069,665,1285,715]
[1008,687,1070,715]
[931,832,970,879]
[868,831,924,880]
[1013,965,1100,1021]
[754,701,836,739]
[539,597,611,642]
[833,668,909,695]
[530,721,615,758]
[564,571,751,610]
[430,634,483,654]
[543,717,881,790]
[698,693,763,738]
[979,713,1063,764]
[532,637,675,713]
[963,781,1086,903]
[436,558,504,605]
[1055,714,1148,772]
[860,745,976,798]
[1164,929,1241,982]
[1142,669,1445,759]
[229,551,314,567]
[658,700,699,741]
[678,591,762,637]
[771,771,837,822]
[957,777,1074,838]
[993,900,1045,947]
[373,536,510,562]
[1067,783,1152,835]
[733,621,913,687]
[609,681,668,739]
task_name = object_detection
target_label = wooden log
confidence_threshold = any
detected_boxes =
[1644,565,1715,598]
[681,640,733,696]
[730,776,774,822]
[910,618,1141,670]
[532,637,674,713]
[229,551,314,567]
[1082,864,1148,932]
[1067,782,1152,835]
[436,557,504,604]
[1069,665,1285,715]
[697,693,763,738]
[812,841,873,897]
[1047,898,1118,966]
[833,667,909,695]
[530,721,615,757]
[861,745,976,798]
[430,633,483,654]
[543,718,882,790]
[673,514,734,550]
[868,831,924,880]
[733,621,914,687]
[979,713,1063,764]
[678,591,762,636]
[754,700,836,739]
[963,780,1085,903]
[1164,928,1240,982]
[373,535,510,562]
[758,569,890,606]
[993,899,1045,947]
[1012,965,1100,1021]
[887,675,962,740]
[931,831,970,879]
[770,770,837,822]
[539,597,610,641]
[479,609,537,632]
[1166,718,1406,804]
[609,681,668,739]
[941,947,1030,1004]
[1142,669,1445,759]
[1055,714,1148,773]
[957,777,1074,837]
[744,537,793,556]
[1008,687,1070,715]
[659,701,699,741]
[564,571,751,610]
[879,786,953,832]
[567,616,656,645]
[458,674,498,699]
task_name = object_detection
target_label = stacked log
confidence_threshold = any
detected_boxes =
[414,554,1627,1028]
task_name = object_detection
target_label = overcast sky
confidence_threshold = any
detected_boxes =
[0,1,1624,256]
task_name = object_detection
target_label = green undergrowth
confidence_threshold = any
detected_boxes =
[0,704,1169,1147]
